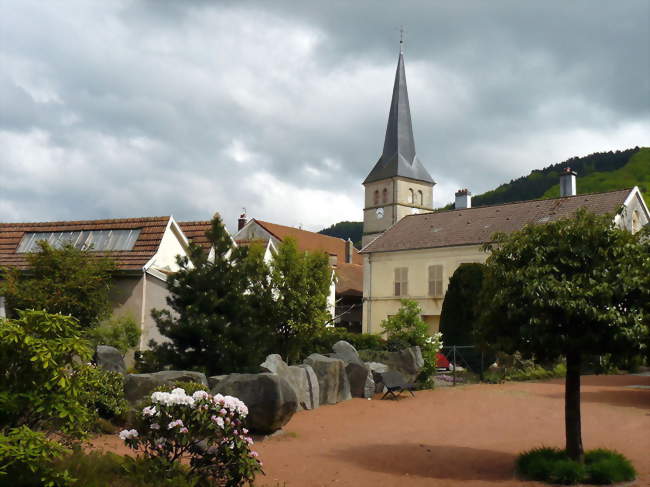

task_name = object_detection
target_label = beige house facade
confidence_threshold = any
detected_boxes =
[361,187,649,335]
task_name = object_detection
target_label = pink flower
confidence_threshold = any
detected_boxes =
[179,427,189,434]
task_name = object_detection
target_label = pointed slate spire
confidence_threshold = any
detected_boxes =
[363,49,434,185]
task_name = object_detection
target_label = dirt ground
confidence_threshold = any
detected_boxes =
[91,374,650,486]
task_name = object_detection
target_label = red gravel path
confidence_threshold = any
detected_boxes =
[91,374,650,486]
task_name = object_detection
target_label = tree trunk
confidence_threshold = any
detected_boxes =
[565,350,584,462]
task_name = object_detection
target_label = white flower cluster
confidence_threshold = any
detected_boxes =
[192,390,209,401]
[142,406,158,417]
[150,387,196,407]
[213,393,248,417]
[119,429,138,440]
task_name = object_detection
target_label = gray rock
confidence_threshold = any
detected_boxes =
[211,373,298,434]
[366,362,389,393]
[331,341,375,399]
[94,345,126,375]
[358,346,424,383]
[124,370,208,404]
[260,354,319,410]
[208,375,229,391]
[303,353,351,405]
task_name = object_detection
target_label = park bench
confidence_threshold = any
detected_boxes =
[380,370,416,400]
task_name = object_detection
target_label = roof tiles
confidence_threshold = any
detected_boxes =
[363,189,632,253]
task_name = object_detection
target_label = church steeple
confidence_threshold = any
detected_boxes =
[363,48,434,185]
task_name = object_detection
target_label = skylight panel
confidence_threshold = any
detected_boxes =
[17,229,141,253]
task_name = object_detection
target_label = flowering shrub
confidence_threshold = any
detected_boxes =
[120,387,263,486]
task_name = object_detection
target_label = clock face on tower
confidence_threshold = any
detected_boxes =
[376,207,384,219]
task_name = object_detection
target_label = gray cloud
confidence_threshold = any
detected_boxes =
[1,0,648,231]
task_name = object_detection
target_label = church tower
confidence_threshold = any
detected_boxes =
[362,44,435,248]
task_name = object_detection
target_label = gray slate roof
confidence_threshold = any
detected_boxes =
[363,52,434,185]
[362,189,632,253]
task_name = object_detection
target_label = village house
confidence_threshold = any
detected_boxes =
[0,216,221,350]
[234,216,364,331]
[359,46,650,335]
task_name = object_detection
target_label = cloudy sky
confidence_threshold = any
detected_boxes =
[1,1,649,231]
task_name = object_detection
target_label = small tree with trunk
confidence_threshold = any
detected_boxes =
[476,209,649,461]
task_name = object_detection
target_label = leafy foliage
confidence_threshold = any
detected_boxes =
[469,147,640,207]
[88,314,140,355]
[477,209,650,460]
[318,221,363,248]
[306,327,386,357]
[1,242,115,329]
[0,426,72,487]
[269,238,332,362]
[77,365,129,420]
[0,310,95,439]
[121,388,262,486]
[517,447,636,485]
[380,299,443,384]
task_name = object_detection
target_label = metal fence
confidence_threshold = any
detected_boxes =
[438,345,488,386]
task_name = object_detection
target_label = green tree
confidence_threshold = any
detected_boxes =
[269,238,332,362]
[150,216,275,375]
[476,209,650,461]
[439,263,485,346]
[88,314,141,355]
[380,299,443,382]
[1,241,115,330]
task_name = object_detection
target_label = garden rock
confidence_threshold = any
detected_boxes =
[211,373,298,434]
[303,354,352,405]
[358,346,424,382]
[208,375,229,391]
[260,354,320,410]
[124,370,208,404]
[366,362,389,393]
[331,341,374,399]
[94,345,126,375]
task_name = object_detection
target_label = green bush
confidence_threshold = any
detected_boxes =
[88,315,140,355]
[517,447,636,485]
[380,299,443,385]
[303,327,386,360]
[0,310,95,439]
[77,365,129,420]
[0,426,72,487]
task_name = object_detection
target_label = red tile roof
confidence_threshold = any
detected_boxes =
[363,189,632,253]
[0,217,170,271]
[335,263,363,296]
[253,220,363,265]
[178,221,212,253]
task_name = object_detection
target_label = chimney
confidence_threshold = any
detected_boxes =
[237,209,248,231]
[345,238,353,264]
[455,189,472,209]
[560,167,577,197]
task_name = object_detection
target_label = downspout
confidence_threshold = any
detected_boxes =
[139,269,147,350]
[367,253,372,333]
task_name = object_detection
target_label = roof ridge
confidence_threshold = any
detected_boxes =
[0,216,171,226]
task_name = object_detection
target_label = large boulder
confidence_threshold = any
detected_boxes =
[94,345,126,375]
[211,373,298,434]
[260,354,320,410]
[358,346,424,382]
[331,341,375,399]
[124,370,208,404]
[303,354,351,405]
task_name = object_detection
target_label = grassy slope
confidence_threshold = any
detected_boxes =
[542,147,650,198]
